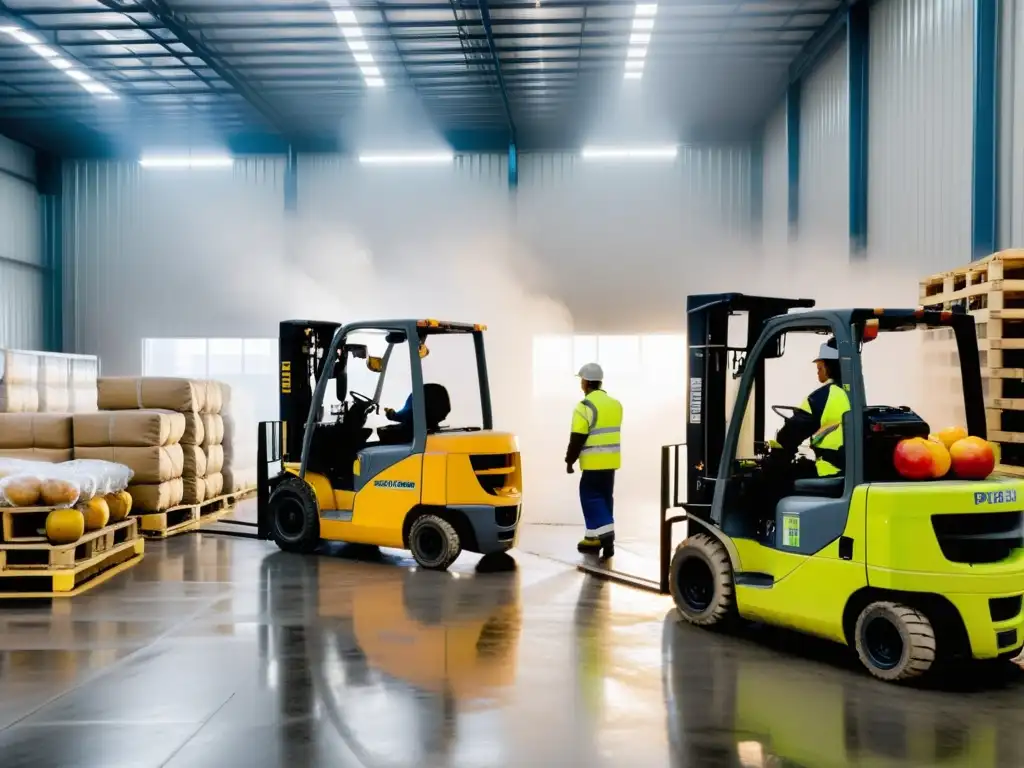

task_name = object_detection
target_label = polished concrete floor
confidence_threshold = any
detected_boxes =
[1,509,1023,767]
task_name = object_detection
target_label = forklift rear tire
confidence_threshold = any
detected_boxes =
[409,514,461,571]
[854,601,936,682]
[669,534,735,627]
[268,476,321,554]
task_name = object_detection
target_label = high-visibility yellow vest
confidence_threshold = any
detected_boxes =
[571,389,623,471]
[799,383,850,476]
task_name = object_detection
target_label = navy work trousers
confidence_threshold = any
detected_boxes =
[579,469,615,541]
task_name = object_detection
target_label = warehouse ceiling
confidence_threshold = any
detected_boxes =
[0,0,842,157]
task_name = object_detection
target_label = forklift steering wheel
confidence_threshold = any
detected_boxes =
[772,405,801,423]
[349,391,378,414]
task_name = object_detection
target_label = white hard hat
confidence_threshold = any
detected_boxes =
[814,342,839,362]
[577,362,604,382]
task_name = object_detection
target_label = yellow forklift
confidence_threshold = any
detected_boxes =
[257,319,522,570]
[583,294,1024,681]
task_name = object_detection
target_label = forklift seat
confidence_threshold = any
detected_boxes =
[792,476,845,498]
[424,383,451,432]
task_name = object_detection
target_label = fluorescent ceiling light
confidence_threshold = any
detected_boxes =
[29,44,58,59]
[2,26,116,98]
[332,5,384,88]
[624,71,643,80]
[635,3,658,17]
[625,59,644,71]
[358,151,454,165]
[633,17,655,31]
[627,46,647,58]
[630,32,651,46]
[581,146,677,160]
[139,154,235,169]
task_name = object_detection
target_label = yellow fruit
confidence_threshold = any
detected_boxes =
[935,426,968,449]
[924,438,952,478]
[118,489,133,516]
[105,492,130,523]
[3,477,41,507]
[78,497,110,531]
[45,508,85,545]
[42,478,79,508]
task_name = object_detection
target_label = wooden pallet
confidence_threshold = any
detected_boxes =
[135,489,254,539]
[0,518,138,570]
[0,537,144,598]
[921,251,1024,471]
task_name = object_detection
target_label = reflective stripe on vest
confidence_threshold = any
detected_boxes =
[799,384,850,477]
[571,389,623,471]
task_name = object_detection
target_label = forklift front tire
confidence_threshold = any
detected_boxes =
[268,476,321,554]
[669,534,735,628]
[854,601,936,682]
[409,514,462,571]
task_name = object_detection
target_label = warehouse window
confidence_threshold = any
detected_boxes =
[531,333,686,401]
[142,337,280,423]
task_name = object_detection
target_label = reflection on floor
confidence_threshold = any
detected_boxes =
[0,518,1022,767]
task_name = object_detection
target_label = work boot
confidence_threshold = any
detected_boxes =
[599,538,615,560]
[577,537,601,554]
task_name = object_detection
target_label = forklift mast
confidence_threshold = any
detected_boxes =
[685,294,816,510]
[278,320,342,463]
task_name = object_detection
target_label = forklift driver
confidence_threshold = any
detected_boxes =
[771,338,850,478]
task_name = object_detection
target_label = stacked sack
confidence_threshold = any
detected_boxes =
[221,384,257,493]
[97,377,225,505]
[0,457,135,544]
[0,349,99,414]
[0,413,74,463]
[73,410,186,513]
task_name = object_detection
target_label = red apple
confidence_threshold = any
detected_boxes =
[894,437,936,480]
[949,436,996,480]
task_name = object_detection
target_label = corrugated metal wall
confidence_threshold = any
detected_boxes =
[868,0,975,273]
[762,102,788,251]
[63,157,286,373]
[1000,0,1024,248]
[799,40,850,249]
[0,134,44,350]
[516,146,754,331]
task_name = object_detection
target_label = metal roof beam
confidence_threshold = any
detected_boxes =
[114,0,299,141]
[18,2,818,15]
[476,0,516,143]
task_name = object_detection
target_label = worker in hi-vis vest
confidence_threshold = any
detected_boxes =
[565,363,623,559]
[772,338,850,477]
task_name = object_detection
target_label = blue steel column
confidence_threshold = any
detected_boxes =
[971,0,999,259]
[36,153,63,352]
[284,145,298,213]
[750,138,764,239]
[848,1,870,258]
[508,141,518,189]
[786,80,801,240]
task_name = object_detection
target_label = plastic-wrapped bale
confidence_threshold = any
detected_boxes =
[37,354,70,413]
[73,444,183,485]
[201,414,224,448]
[69,355,99,413]
[98,377,207,412]
[180,412,205,446]
[202,381,224,415]
[0,350,40,413]
[181,446,209,505]
[0,413,73,451]
[128,477,185,513]
[204,472,224,499]
[0,448,72,462]
[73,410,185,448]
[224,466,257,494]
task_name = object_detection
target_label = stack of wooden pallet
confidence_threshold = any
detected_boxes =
[919,249,1024,474]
